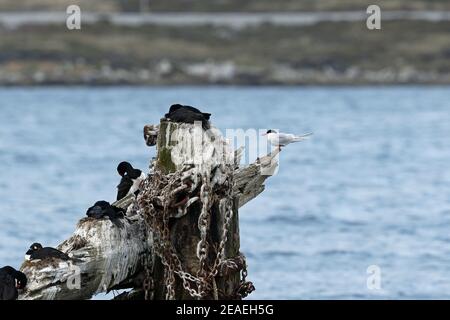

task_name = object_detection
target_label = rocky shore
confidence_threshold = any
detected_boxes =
[1,60,449,86]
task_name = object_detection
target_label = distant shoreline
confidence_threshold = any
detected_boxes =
[1,65,448,86]
[1,11,450,28]
[1,16,448,86]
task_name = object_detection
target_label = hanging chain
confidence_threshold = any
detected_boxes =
[142,253,154,300]
[208,165,235,281]
[139,169,207,299]
[195,165,235,298]
[138,159,247,300]
[197,178,212,295]
[235,254,255,299]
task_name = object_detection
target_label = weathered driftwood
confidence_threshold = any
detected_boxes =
[234,149,279,208]
[20,202,153,300]
[19,121,279,300]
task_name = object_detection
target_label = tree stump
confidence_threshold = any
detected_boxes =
[141,120,242,300]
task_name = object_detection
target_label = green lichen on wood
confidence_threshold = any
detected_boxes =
[157,120,170,147]
[157,147,177,174]
[156,120,177,174]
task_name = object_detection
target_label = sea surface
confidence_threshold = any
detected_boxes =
[0,86,450,299]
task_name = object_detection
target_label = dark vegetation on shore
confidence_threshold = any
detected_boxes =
[1,20,449,85]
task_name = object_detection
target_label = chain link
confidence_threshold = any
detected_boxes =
[142,257,154,300]
[207,166,235,282]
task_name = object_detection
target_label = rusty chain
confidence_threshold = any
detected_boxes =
[139,169,207,299]
[197,178,212,295]
[142,253,154,300]
[138,159,251,300]
[235,254,255,299]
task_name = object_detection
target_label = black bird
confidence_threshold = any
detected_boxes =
[164,104,211,130]
[0,266,27,300]
[116,161,146,201]
[86,200,124,219]
[117,175,133,201]
[25,243,70,261]
[167,104,211,120]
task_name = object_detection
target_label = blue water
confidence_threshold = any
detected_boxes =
[1,86,450,300]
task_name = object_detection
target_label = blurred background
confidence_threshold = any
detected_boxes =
[1,1,450,300]
[0,0,450,85]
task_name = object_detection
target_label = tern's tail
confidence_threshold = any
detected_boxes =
[293,132,313,142]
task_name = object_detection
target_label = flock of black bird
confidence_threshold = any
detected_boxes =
[0,104,212,300]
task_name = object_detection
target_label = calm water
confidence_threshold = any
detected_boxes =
[1,86,450,300]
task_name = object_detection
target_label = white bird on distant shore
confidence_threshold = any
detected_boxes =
[263,129,312,149]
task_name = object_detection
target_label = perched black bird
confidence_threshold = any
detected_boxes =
[117,176,133,201]
[0,266,27,300]
[116,161,146,201]
[86,200,124,219]
[25,243,70,261]
[164,104,211,130]
[167,104,211,120]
